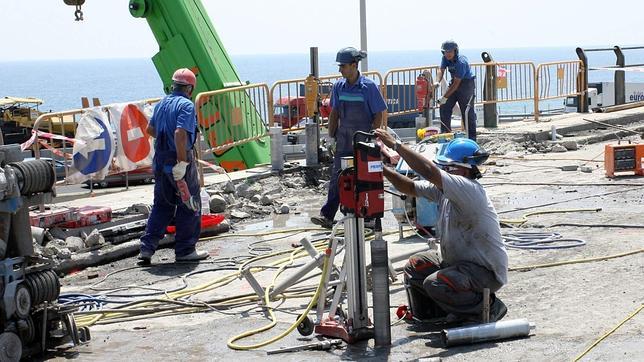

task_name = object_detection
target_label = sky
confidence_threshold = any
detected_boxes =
[1,0,643,61]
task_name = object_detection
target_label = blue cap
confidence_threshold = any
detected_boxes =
[336,47,367,65]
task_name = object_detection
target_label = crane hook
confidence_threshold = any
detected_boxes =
[74,5,84,21]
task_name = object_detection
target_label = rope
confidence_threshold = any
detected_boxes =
[573,304,644,362]
[509,248,644,272]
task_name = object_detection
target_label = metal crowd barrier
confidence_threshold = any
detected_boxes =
[269,71,382,131]
[195,83,271,154]
[31,98,160,187]
[382,65,439,118]
[534,60,582,120]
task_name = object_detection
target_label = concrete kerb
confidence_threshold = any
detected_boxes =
[478,107,644,142]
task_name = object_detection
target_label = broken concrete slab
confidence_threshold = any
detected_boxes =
[64,236,85,252]
[209,195,228,213]
[551,144,568,152]
[562,140,579,150]
[560,165,579,171]
[85,229,105,247]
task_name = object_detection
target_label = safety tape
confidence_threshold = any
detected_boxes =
[197,159,226,174]
[20,130,78,151]
[38,140,72,159]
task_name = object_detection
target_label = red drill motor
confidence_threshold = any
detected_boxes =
[176,179,199,211]
[338,131,384,218]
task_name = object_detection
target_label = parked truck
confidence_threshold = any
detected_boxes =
[565,82,644,112]
[273,97,332,129]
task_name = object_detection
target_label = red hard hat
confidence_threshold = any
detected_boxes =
[172,68,196,87]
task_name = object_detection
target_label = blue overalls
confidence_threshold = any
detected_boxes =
[140,93,201,258]
[320,74,387,220]
[439,54,477,141]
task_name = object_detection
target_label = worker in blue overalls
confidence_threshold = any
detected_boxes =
[138,68,208,265]
[435,40,477,141]
[310,47,387,229]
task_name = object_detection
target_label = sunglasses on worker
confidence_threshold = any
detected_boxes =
[436,163,461,173]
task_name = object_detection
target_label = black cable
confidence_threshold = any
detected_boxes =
[497,186,644,215]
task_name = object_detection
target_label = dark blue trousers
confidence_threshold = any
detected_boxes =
[439,78,477,141]
[140,159,201,258]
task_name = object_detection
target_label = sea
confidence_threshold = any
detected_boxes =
[2,47,644,115]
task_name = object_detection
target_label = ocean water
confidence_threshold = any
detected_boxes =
[2,47,644,114]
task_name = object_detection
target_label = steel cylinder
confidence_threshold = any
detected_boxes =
[269,127,284,171]
[305,120,318,166]
[441,318,535,347]
[371,236,391,347]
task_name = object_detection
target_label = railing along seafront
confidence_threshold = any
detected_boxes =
[268,71,383,131]
[26,58,585,189]
[30,97,161,187]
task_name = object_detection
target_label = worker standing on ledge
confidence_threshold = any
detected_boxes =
[435,40,478,141]
[374,128,507,324]
[138,68,208,265]
[310,47,387,229]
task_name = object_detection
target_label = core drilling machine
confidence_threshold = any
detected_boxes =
[313,131,393,346]
[0,145,90,361]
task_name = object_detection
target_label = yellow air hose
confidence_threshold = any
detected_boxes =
[500,208,602,227]
[226,245,332,350]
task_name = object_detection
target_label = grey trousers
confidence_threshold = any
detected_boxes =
[403,250,502,320]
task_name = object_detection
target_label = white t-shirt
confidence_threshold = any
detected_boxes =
[414,170,508,285]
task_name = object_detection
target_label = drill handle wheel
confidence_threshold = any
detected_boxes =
[352,130,377,144]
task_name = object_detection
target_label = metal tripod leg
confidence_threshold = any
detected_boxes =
[315,236,340,322]
[345,216,369,330]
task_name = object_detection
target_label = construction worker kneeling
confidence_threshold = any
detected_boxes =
[374,129,508,324]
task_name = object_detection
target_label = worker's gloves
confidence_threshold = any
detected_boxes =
[172,161,189,181]
[326,137,336,155]
[438,96,448,106]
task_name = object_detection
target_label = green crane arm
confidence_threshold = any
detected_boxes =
[128,0,270,171]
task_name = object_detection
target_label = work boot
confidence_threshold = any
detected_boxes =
[176,249,209,262]
[310,215,334,229]
[489,297,508,322]
[137,250,153,266]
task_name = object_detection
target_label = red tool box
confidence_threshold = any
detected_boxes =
[29,207,78,228]
[58,206,112,228]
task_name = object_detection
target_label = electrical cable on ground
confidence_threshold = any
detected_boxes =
[548,223,644,229]
[502,232,586,250]
[499,208,602,227]
[497,186,644,215]
[573,304,644,362]
[509,248,644,272]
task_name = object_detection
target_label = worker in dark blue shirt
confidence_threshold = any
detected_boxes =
[138,68,208,265]
[435,40,477,141]
[310,47,387,229]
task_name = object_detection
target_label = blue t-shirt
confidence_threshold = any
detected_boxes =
[331,74,387,121]
[149,92,197,153]
[440,55,474,80]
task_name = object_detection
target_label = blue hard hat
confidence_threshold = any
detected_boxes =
[435,138,488,168]
[441,40,458,53]
[336,47,367,65]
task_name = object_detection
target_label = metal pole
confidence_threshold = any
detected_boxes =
[613,46,625,105]
[308,47,321,165]
[481,52,498,127]
[575,47,589,113]
[359,0,368,72]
